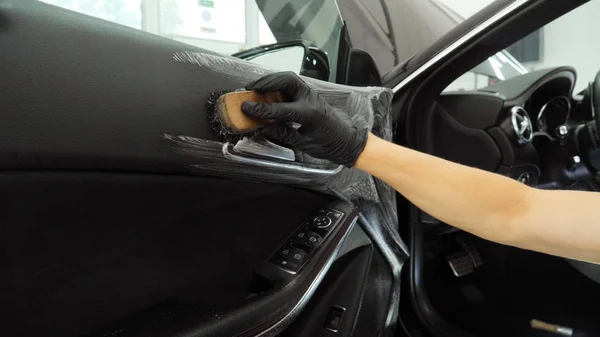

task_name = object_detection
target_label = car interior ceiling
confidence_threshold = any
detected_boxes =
[396,1,600,336]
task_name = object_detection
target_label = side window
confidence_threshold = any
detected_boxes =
[444,0,600,94]
[38,0,341,80]
[39,0,276,55]
[444,72,495,92]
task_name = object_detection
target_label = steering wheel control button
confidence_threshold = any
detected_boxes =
[313,215,333,229]
[556,124,571,145]
[567,155,581,171]
[517,172,530,185]
[556,125,569,138]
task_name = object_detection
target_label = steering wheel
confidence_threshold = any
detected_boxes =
[545,70,600,180]
[576,69,600,173]
[593,69,600,131]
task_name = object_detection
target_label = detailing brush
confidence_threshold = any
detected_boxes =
[531,319,587,337]
[206,90,283,139]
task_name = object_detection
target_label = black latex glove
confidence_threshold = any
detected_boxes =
[241,72,368,167]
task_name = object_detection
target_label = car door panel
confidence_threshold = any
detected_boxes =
[1,0,223,172]
[0,1,407,336]
[0,172,331,336]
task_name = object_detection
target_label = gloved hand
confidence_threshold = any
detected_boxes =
[241,72,368,167]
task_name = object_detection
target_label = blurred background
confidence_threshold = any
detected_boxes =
[39,0,600,92]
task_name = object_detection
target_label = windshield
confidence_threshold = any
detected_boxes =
[444,0,600,93]
[445,50,528,92]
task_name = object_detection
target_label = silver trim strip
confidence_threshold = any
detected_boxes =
[556,326,574,336]
[222,142,344,175]
[391,0,532,93]
[271,261,298,275]
[255,215,358,337]
[536,95,572,131]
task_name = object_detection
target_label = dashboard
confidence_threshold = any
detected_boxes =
[418,66,594,189]
[420,66,600,282]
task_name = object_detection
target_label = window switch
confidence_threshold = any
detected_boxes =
[295,232,307,240]
[324,306,346,332]
[279,247,308,265]
[331,211,343,219]
[271,257,300,272]
[293,231,323,249]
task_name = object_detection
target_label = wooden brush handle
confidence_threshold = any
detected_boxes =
[531,319,577,336]
[251,91,283,104]
[226,90,283,106]
[531,319,559,333]
[218,90,284,134]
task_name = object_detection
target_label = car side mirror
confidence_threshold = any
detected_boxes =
[233,41,330,81]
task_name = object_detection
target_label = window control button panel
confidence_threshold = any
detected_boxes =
[279,246,308,264]
[292,231,323,249]
[312,215,332,229]
[271,246,308,272]
[270,207,345,274]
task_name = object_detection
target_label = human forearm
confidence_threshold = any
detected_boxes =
[355,133,534,244]
[514,188,600,263]
[241,73,600,263]
[356,133,600,263]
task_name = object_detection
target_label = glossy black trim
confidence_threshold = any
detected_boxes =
[345,49,382,87]
[382,0,517,89]
[335,24,353,84]
[355,204,409,337]
[408,206,473,337]
[233,40,331,82]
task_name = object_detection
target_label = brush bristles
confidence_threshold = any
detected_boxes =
[205,90,230,140]
[205,90,258,141]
